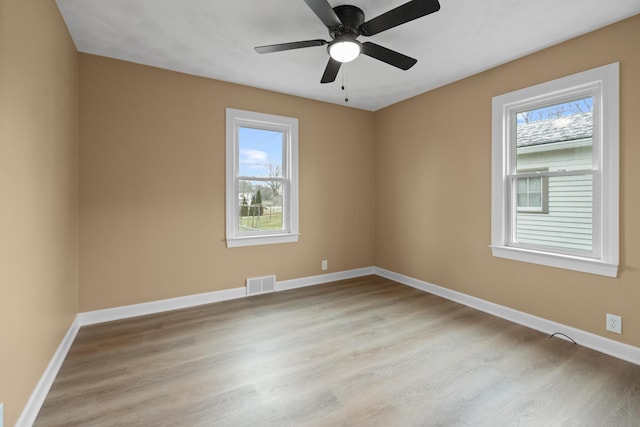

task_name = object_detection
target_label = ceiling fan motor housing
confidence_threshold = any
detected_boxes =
[330,5,365,38]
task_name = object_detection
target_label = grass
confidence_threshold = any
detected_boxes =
[239,212,283,232]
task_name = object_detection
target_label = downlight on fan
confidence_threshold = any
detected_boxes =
[254,0,441,83]
[328,37,361,63]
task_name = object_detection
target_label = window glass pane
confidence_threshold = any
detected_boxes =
[517,193,528,207]
[515,175,592,252]
[529,193,542,207]
[516,97,593,173]
[513,97,593,252]
[517,178,527,192]
[238,127,283,178]
[238,179,284,233]
[529,177,541,192]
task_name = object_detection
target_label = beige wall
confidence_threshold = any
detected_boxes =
[0,0,78,425]
[375,15,640,348]
[78,54,376,311]
[1,4,637,423]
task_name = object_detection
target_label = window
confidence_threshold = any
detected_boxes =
[516,172,548,213]
[491,63,619,277]
[226,108,299,247]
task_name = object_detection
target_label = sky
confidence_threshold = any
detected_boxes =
[516,96,593,124]
[238,127,283,178]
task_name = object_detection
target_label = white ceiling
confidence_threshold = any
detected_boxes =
[55,0,640,111]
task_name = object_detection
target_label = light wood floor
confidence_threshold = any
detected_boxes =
[35,276,640,426]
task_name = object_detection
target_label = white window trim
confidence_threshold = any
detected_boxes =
[491,63,619,277]
[225,108,299,248]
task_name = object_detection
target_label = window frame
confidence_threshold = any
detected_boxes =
[225,108,299,248]
[491,63,619,277]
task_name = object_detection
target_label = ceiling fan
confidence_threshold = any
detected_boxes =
[255,0,441,83]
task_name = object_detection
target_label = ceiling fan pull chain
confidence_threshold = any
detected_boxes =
[342,67,349,103]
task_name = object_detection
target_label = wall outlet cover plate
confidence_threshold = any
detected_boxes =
[606,313,622,334]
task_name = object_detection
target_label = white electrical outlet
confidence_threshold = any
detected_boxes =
[606,313,622,334]
[321,259,328,271]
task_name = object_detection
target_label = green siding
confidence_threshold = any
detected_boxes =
[516,141,592,252]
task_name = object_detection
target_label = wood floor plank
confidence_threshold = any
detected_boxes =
[34,276,640,426]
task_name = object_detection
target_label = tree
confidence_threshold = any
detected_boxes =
[240,195,249,217]
[250,190,265,228]
[517,111,533,124]
[253,190,264,215]
[573,99,592,113]
[267,165,282,203]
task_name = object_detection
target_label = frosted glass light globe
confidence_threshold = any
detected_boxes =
[329,40,361,63]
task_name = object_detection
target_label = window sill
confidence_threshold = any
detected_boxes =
[226,233,300,248]
[490,245,618,278]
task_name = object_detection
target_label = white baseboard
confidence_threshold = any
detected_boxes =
[17,269,375,425]
[374,267,640,366]
[275,267,377,292]
[20,265,640,426]
[77,286,247,326]
[76,267,377,328]
[15,317,81,427]
[18,286,247,426]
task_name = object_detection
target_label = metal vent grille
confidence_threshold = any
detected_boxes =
[246,275,276,295]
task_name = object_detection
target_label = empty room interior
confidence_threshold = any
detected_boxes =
[2,0,640,425]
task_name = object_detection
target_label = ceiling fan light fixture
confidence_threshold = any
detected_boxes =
[328,39,361,63]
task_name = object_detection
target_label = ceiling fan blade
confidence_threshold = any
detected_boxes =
[321,58,341,83]
[361,42,417,70]
[359,0,440,36]
[255,39,327,54]
[304,0,342,28]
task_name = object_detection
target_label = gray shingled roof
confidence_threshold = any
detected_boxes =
[516,112,592,147]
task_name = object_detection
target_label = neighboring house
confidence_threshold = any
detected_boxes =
[515,112,593,252]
